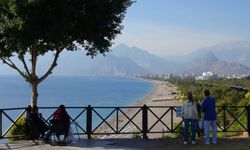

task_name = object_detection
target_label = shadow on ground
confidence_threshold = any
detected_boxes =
[0,137,250,150]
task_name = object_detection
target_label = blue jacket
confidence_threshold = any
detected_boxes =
[202,97,217,121]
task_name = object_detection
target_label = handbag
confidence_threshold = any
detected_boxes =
[66,125,74,143]
[198,119,204,129]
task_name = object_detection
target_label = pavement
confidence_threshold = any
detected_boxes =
[0,137,250,150]
[0,139,134,150]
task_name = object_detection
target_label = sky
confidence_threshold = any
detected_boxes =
[114,0,250,56]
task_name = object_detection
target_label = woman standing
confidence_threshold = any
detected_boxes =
[181,92,198,144]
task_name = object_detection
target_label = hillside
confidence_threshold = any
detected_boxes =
[187,41,250,68]
[1,42,250,76]
[183,51,250,74]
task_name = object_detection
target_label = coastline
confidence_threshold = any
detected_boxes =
[129,79,181,107]
[97,79,182,139]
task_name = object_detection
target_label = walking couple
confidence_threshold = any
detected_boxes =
[181,90,217,145]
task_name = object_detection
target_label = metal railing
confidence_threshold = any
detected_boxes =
[0,105,250,140]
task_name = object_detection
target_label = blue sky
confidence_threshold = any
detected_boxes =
[114,0,250,56]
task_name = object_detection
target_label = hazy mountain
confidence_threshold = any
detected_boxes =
[81,55,148,76]
[62,44,182,75]
[111,44,182,73]
[184,51,250,74]
[1,42,250,76]
[187,41,250,67]
[4,44,179,76]
[51,51,147,76]
[185,51,218,72]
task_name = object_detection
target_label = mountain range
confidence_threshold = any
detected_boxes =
[0,41,250,76]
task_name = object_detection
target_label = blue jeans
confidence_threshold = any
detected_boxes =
[204,120,217,144]
[184,119,196,142]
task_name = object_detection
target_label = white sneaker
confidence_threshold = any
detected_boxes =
[184,141,188,145]
[192,141,196,144]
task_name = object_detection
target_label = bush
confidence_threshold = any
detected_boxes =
[131,133,142,139]
[171,123,184,138]
[8,117,26,141]
[218,116,246,138]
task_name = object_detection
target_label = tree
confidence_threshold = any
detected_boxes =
[0,0,133,107]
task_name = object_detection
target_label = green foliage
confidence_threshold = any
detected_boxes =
[131,133,142,139]
[246,75,250,80]
[0,0,134,57]
[168,78,248,106]
[8,116,26,141]
[245,92,250,99]
[171,123,184,138]
[0,0,134,105]
[168,78,250,138]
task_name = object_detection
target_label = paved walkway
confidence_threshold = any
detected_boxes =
[0,140,131,150]
[0,137,250,150]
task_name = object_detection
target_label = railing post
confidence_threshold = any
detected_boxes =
[86,105,92,140]
[0,110,2,138]
[142,105,148,139]
[247,105,250,137]
[170,107,174,132]
[223,106,226,132]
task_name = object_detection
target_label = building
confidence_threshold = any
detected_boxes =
[196,72,219,80]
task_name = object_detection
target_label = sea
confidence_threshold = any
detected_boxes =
[0,75,154,140]
[0,75,153,107]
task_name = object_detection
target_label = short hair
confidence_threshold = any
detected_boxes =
[59,105,65,109]
[26,105,32,111]
[187,91,193,99]
[204,90,210,96]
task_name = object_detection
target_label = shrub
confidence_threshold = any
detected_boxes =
[8,117,26,141]
[171,123,184,138]
[131,133,142,139]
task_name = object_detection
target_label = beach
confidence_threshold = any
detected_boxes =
[97,79,182,139]
[131,79,181,107]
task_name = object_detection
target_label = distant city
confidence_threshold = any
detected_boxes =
[137,72,250,81]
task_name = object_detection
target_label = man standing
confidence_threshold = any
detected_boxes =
[202,90,217,144]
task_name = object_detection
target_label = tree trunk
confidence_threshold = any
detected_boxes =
[31,82,39,107]
[30,45,38,107]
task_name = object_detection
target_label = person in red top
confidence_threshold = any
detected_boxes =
[53,105,70,121]
[45,105,70,143]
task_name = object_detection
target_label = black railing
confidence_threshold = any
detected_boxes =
[0,105,250,140]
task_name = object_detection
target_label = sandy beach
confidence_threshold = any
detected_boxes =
[96,79,183,139]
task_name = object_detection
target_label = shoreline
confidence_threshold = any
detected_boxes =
[97,79,182,139]
[130,79,182,107]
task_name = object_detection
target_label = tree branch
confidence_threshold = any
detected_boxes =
[18,54,31,76]
[1,58,28,80]
[38,49,62,84]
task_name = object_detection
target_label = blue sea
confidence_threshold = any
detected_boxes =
[0,76,153,108]
[0,75,153,140]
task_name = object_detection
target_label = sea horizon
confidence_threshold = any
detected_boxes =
[0,75,154,108]
[0,75,154,137]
